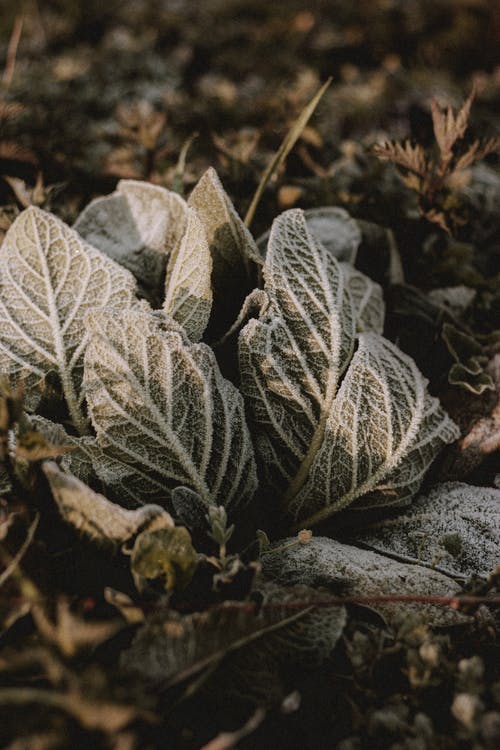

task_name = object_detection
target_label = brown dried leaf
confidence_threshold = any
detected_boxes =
[431,86,476,162]
[372,140,427,178]
[31,598,123,658]
[453,137,500,172]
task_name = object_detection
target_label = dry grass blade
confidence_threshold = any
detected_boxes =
[244,77,332,228]
[200,708,266,750]
[0,514,39,587]
[453,136,500,172]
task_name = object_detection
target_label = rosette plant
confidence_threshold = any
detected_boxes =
[1,169,498,692]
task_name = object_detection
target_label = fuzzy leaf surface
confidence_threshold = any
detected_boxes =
[257,206,362,263]
[74,180,188,304]
[188,168,260,338]
[262,537,466,626]
[340,263,385,334]
[291,333,459,524]
[240,209,458,525]
[240,209,356,500]
[350,481,500,578]
[0,207,137,433]
[43,461,173,545]
[163,207,212,342]
[84,306,257,516]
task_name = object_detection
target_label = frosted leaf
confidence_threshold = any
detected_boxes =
[291,334,459,524]
[240,210,458,526]
[28,414,140,502]
[74,180,188,304]
[427,286,476,318]
[163,207,212,342]
[257,206,362,264]
[0,207,137,434]
[188,168,261,338]
[43,461,173,546]
[239,208,356,498]
[84,305,257,517]
[262,537,466,626]
[340,262,385,334]
[0,465,11,496]
[350,481,500,579]
[122,583,346,692]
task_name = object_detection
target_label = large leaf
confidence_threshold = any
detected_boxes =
[163,207,212,342]
[240,209,458,527]
[188,168,261,339]
[122,583,346,701]
[240,209,356,499]
[290,333,460,524]
[0,207,137,434]
[74,179,188,304]
[350,481,500,579]
[84,305,257,517]
[262,537,467,627]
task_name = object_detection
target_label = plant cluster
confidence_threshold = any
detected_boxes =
[0,167,498,745]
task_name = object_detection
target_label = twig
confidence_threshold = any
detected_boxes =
[0,514,39,587]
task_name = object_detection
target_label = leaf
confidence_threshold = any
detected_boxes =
[28,415,106,488]
[188,168,261,339]
[121,583,346,696]
[291,333,460,525]
[42,461,173,546]
[0,207,137,434]
[74,179,188,304]
[431,87,476,162]
[163,206,212,342]
[373,141,428,179]
[303,207,362,263]
[84,305,257,518]
[239,208,356,499]
[262,537,467,627]
[131,525,198,592]
[340,263,385,334]
[239,209,458,526]
[257,206,362,264]
[350,481,500,579]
